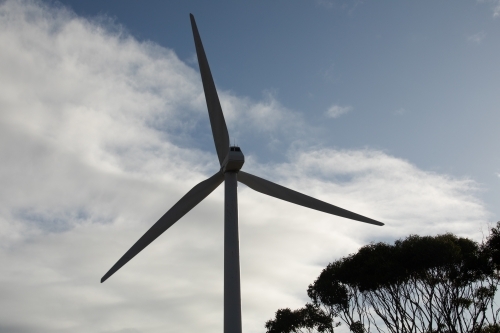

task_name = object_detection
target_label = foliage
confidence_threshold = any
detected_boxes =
[265,303,335,333]
[266,223,500,333]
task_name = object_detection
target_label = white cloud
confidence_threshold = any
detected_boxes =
[0,1,492,333]
[477,0,500,17]
[325,104,352,118]
[467,31,486,44]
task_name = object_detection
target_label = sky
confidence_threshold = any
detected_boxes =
[0,0,499,332]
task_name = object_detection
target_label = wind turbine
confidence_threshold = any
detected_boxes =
[101,14,384,333]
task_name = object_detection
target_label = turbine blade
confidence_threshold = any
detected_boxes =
[190,14,230,166]
[101,171,225,283]
[238,171,383,226]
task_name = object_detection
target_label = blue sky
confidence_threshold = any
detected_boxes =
[60,0,500,214]
[0,1,498,332]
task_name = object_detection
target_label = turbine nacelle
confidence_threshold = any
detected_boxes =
[222,146,245,173]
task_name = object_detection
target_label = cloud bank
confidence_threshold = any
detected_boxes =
[467,31,487,44]
[478,0,500,17]
[0,1,491,333]
[325,104,352,118]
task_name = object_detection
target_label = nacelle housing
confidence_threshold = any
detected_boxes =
[222,146,245,172]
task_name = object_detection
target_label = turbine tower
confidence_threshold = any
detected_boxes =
[101,14,384,333]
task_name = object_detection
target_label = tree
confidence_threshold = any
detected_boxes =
[266,223,500,333]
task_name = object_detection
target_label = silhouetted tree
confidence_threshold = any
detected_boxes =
[266,223,500,333]
[265,303,336,333]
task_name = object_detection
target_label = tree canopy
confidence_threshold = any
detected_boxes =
[266,223,500,333]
